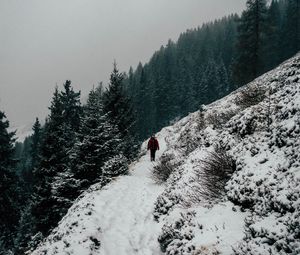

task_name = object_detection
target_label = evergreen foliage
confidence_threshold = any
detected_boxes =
[10,119,43,254]
[14,201,37,254]
[126,1,299,139]
[0,111,20,251]
[2,1,299,252]
[15,78,135,253]
[126,15,239,139]
[102,154,128,177]
[103,62,138,160]
[31,81,82,236]
[30,118,42,177]
[15,118,43,193]
[281,0,300,59]
[233,0,268,85]
[263,0,282,70]
[70,86,124,188]
[233,0,300,84]
[14,137,33,190]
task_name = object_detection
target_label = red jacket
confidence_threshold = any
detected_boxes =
[148,137,159,151]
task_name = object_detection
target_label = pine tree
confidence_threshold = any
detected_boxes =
[176,57,196,116]
[22,118,42,190]
[222,14,239,69]
[0,111,20,251]
[32,82,82,236]
[14,201,37,254]
[12,121,43,253]
[199,58,221,105]
[31,88,64,235]
[103,62,138,160]
[124,2,299,141]
[12,119,42,254]
[125,16,240,139]
[135,67,153,138]
[49,81,82,230]
[59,80,82,133]
[233,0,268,85]
[37,87,65,178]
[264,0,282,70]
[31,118,42,166]
[71,87,125,188]
[216,58,230,98]
[17,137,32,187]
[281,0,300,59]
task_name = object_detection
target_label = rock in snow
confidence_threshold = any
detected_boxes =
[30,53,300,255]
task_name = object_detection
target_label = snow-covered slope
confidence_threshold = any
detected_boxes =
[9,122,33,142]
[151,53,300,255]
[30,53,300,255]
[30,129,170,255]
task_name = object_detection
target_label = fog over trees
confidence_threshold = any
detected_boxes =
[0,0,299,253]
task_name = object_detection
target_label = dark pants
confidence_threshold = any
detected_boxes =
[150,149,156,161]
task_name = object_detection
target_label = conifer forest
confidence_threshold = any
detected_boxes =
[0,0,299,254]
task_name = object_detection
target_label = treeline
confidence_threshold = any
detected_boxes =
[1,0,299,252]
[0,64,138,254]
[126,0,300,139]
[233,0,300,85]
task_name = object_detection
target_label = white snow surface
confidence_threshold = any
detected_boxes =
[151,53,300,255]
[30,129,169,255]
[31,53,300,255]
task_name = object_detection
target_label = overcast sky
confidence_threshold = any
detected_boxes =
[0,0,246,127]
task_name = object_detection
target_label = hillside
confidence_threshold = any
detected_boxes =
[126,0,299,140]
[30,53,300,255]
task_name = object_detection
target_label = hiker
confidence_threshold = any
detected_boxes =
[147,134,159,161]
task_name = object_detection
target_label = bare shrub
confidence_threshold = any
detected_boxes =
[177,126,202,156]
[158,211,196,253]
[102,154,128,177]
[235,85,266,108]
[193,245,221,255]
[188,147,236,203]
[196,109,206,131]
[178,134,202,156]
[205,110,237,129]
[152,153,179,184]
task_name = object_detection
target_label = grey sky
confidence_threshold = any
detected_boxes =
[0,0,246,127]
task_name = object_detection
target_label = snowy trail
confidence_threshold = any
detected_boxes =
[31,130,169,255]
[94,131,168,255]
[31,55,300,255]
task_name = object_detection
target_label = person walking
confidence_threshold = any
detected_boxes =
[147,134,159,161]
